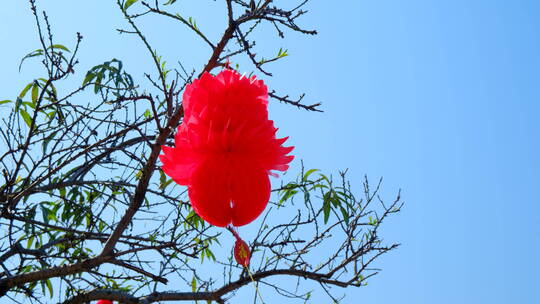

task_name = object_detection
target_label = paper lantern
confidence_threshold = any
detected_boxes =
[160,69,293,227]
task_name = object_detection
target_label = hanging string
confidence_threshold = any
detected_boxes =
[246,265,265,304]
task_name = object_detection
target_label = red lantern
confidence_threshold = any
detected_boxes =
[96,300,112,304]
[234,238,251,267]
[228,226,251,267]
[160,69,294,227]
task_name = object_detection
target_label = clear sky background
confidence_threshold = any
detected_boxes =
[1,1,539,303]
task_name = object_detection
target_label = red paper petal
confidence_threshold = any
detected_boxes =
[188,156,233,227]
[230,161,270,226]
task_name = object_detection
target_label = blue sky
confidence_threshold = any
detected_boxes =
[1,0,539,303]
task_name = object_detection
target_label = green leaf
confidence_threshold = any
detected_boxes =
[94,72,103,93]
[49,44,70,53]
[319,173,331,184]
[59,187,66,198]
[82,72,96,86]
[162,179,173,190]
[45,278,53,297]
[322,199,331,224]
[18,82,34,99]
[164,0,177,5]
[135,169,143,180]
[31,82,39,105]
[41,206,51,223]
[143,109,151,118]
[205,248,215,261]
[46,110,56,121]
[184,210,204,229]
[20,109,33,128]
[27,235,35,248]
[191,276,197,292]
[123,0,139,10]
[277,48,288,58]
[85,212,91,228]
[22,101,36,109]
[0,100,12,105]
[279,189,298,206]
[98,220,105,232]
[19,50,44,71]
[159,169,167,188]
[302,169,319,182]
[330,192,341,208]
